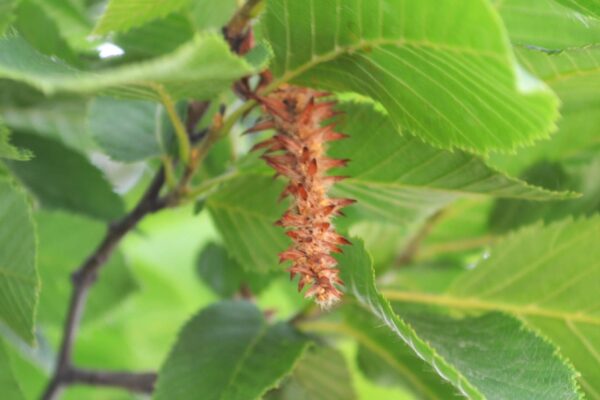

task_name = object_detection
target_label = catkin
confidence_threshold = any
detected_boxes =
[249,85,355,308]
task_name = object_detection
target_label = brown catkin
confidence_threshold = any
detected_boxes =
[250,85,355,308]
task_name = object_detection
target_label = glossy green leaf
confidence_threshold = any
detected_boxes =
[0,178,38,344]
[154,300,309,400]
[383,216,600,398]
[5,133,125,220]
[489,159,600,232]
[329,101,573,224]
[259,0,559,153]
[337,240,579,400]
[0,339,25,400]
[35,211,138,326]
[495,0,600,50]
[336,238,580,400]
[267,346,357,400]
[93,0,191,34]
[88,97,173,162]
[0,34,259,100]
[553,0,600,19]
[207,175,290,273]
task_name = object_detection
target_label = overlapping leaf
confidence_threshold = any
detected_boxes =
[330,101,572,224]
[0,178,38,344]
[154,301,309,400]
[5,133,124,221]
[335,238,579,399]
[383,216,600,398]
[88,97,173,162]
[0,120,29,160]
[259,0,559,153]
[0,34,260,100]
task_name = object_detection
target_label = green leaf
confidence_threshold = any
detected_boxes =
[0,34,258,100]
[328,101,573,224]
[88,97,173,162]
[0,178,38,344]
[35,210,138,326]
[553,0,600,19]
[93,0,191,34]
[0,339,25,400]
[207,175,290,273]
[190,0,237,32]
[336,238,481,398]
[259,0,559,153]
[0,0,20,35]
[489,159,600,232]
[114,13,194,59]
[383,216,600,398]
[5,133,125,221]
[0,120,30,160]
[337,238,581,400]
[266,346,357,400]
[495,0,600,50]
[154,300,309,400]
[350,309,459,400]
[402,311,580,400]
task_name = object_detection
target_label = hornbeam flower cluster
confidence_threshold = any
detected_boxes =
[249,85,355,308]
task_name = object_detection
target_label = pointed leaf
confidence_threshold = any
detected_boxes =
[0,34,258,100]
[0,120,30,160]
[5,133,125,221]
[337,238,580,400]
[329,101,573,224]
[259,0,559,153]
[383,216,600,398]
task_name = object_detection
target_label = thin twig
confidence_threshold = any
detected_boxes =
[65,368,157,394]
[41,169,167,400]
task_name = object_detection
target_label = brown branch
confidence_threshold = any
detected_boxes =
[65,368,157,394]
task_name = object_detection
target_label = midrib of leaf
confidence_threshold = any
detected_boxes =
[265,37,506,93]
[219,324,268,400]
[380,290,600,326]
[298,320,443,400]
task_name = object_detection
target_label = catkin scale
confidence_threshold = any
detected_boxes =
[250,85,355,308]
